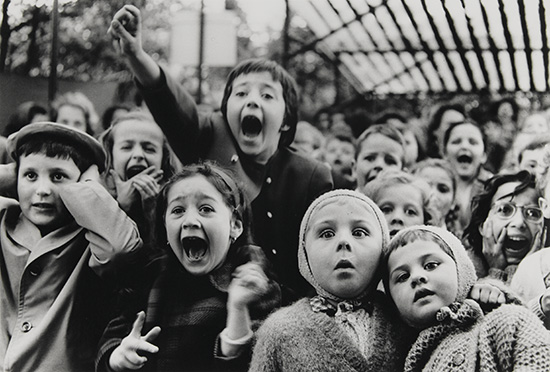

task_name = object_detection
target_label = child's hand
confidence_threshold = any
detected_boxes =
[227,262,269,310]
[481,220,508,270]
[109,5,143,58]
[109,311,161,372]
[131,167,163,209]
[109,170,138,212]
[79,164,100,183]
[469,282,506,305]
[0,163,17,198]
[527,226,546,256]
[540,287,550,316]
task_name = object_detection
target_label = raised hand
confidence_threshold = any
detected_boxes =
[108,5,143,58]
[227,262,270,310]
[79,164,100,183]
[481,220,508,271]
[109,311,161,371]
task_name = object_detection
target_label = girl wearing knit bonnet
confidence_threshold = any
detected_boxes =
[249,189,411,372]
[384,225,550,371]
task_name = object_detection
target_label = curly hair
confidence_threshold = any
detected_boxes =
[463,170,542,253]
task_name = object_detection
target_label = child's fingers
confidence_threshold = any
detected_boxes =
[130,311,146,338]
[122,352,148,368]
[132,177,160,197]
[135,339,159,354]
[142,326,161,343]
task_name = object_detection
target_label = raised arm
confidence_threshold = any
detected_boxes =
[109,5,209,165]
[59,165,142,277]
[109,5,161,88]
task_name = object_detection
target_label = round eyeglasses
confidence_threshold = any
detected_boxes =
[490,201,543,222]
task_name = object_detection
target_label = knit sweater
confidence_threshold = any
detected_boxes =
[404,299,550,372]
[249,293,411,372]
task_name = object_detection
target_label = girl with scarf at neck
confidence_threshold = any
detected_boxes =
[249,189,412,372]
[383,225,550,372]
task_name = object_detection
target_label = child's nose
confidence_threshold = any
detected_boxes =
[131,148,146,161]
[390,212,404,225]
[411,270,427,287]
[35,179,53,196]
[336,239,351,251]
[182,211,201,229]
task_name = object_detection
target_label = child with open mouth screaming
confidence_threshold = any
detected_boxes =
[109,5,333,304]
[100,110,177,244]
[96,162,280,372]
[463,170,546,284]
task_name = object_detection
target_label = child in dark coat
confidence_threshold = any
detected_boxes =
[108,5,333,303]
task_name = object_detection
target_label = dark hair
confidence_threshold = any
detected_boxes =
[101,104,131,131]
[426,103,466,158]
[491,97,519,122]
[4,101,48,137]
[442,119,486,153]
[375,110,408,125]
[518,134,550,164]
[155,162,253,251]
[100,111,175,181]
[16,134,95,173]
[463,170,542,253]
[220,58,298,148]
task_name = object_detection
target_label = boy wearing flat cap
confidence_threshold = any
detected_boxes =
[0,122,142,372]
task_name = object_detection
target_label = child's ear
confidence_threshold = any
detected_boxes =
[230,217,244,241]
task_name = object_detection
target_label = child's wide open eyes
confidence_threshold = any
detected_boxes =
[380,205,393,215]
[352,227,369,237]
[170,206,185,216]
[261,92,274,100]
[319,229,335,239]
[23,171,37,181]
[52,172,68,182]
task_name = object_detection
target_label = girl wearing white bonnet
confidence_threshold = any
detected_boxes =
[384,225,550,371]
[249,190,411,372]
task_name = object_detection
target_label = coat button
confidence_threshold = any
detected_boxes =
[231,154,239,163]
[266,177,272,184]
[271,249,277,255]
[267,211,273,218]
[21,322,32,332]
[452,352,465,366]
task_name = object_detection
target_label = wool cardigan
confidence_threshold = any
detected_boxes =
[403,299,550,372]
[137,68,333,301]
[249,293,411,372]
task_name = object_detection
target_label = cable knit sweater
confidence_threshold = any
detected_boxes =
[404,299,550,372]
[248,292,411,372]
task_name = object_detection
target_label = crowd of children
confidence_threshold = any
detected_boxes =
[0,3,550,371]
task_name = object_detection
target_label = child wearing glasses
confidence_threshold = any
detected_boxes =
[463,170,546,284]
